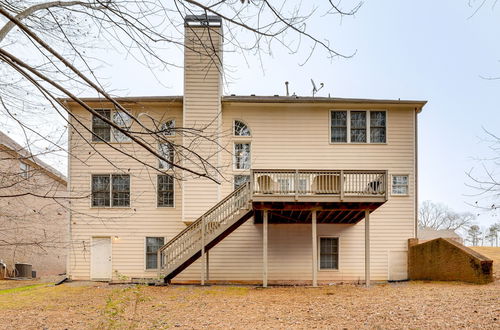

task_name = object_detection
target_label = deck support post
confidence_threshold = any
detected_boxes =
[312,209,318,287]
[263,209,268,288]
[201,216,206,286]
[206,250,209,282]
[365,209,370,287]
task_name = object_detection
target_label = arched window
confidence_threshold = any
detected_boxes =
[234,120,251,136]
[161,119,175,136]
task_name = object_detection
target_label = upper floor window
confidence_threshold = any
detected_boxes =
[91,174,130,207]
[234,143,251,169]
[92,109,132,142]
[158,143,174,170]
[331,111,347,142]
[330,110,386,144]
[161,119,175,136]
[234,120,251,136]
[350,111,367,143]
[20,161,30,179]
[391,175,408,196]
[157,174,174,207]
[370,111,386,143]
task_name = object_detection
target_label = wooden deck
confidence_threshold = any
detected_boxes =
[250,169,387,223]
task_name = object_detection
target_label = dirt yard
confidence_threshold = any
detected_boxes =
[0,280,499,329]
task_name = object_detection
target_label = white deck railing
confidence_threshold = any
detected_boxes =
[251,169,387,199]
[158,182,252,278]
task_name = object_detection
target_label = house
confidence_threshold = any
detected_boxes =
[0,131,67,277]
[62,15,426,285]
[418,228,464,244]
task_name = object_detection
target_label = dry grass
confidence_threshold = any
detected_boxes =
[1,280,499,329]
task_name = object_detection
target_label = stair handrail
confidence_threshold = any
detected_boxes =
[158,182,251,256]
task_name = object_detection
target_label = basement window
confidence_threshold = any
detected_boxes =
[146,237,165,270]
[157,174,174,207]
[92,109,132,142]
[320,237,339,270]
[91,174,130,207]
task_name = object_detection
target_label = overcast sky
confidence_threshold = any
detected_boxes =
[5,1,499,227]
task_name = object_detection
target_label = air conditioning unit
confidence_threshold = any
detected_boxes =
[15,263,32,278]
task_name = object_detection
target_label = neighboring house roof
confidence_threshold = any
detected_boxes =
[0,130,67,184]
[418,228,462,240]
[58,95,427,110]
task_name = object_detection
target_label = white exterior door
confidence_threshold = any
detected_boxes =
[91,237,112,280]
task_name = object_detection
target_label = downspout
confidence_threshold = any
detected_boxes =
[66,101,72,279]
[414,108,419,239]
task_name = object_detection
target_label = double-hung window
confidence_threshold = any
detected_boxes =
[157,174,174,207]
[392,175,409,196]
[331,111,348,143]
[91,174,130,207]
[158,143,174,169]
[92,109,132,142]
[145,237,164,270]
[350,111,367,143]
[330,110,386,143]
[234,143,251,169]
[320,237,339,270]
[20,162,30,179]
[370,111,386,143]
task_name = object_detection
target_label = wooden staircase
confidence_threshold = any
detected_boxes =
[158,182,253,282]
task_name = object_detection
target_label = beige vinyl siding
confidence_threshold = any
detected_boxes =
[67,102,184,279]
[68,99,416,282]
[179,103,415,282]
[182,25,223,223]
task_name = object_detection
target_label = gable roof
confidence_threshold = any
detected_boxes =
[58,95,427,111]
[0,130,67,184]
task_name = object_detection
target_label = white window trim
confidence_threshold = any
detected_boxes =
[92,109,133,143]
[329,110,387,145]
[144,236,166,271]
[90,173,132,208]
[156,174,175,208]
[233,141,251,171]
[391,174,410,196]
[233,119,252,137]
[318,236,340,272]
